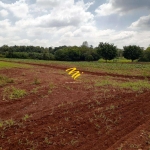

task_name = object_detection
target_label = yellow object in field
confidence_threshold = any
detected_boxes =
[66,68,83,80]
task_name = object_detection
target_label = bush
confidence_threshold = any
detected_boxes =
[123,45,143,62]
[85,55,94,61]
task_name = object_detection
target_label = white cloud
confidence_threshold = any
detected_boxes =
[95,0,150,16]
[36,0,59,7]
[112,31,136,41]
[0,19,11,28]
[0,9,9,17]
[0,0,29,18]
[0,0,150,49]
[129,15,150,30]
[16,1,94,28]
[116,31,150,48]
[75,0,94,11]
[95,2,120,16]
[36,0,74,8]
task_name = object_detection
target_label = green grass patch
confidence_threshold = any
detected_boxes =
[33,77,41,85]
[98,57,132,63]
[0,118,15,128]
[0,61,32,69]
[3,86,27,100]
[0,58,150,77]
[0,75,14,87]
[94,77,150,92]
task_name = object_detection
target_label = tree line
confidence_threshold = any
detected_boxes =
[0,42,150,62]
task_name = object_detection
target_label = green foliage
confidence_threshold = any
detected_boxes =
[0,43,149,62]
[0,45,55,60]
[139,47,150,62]
[0,75,14,87]
[22,114,32,121]
[97,42,117,62]
[6,52,28,59]
[55,46,80,61]
[55,46,100,61]
[3,86,27,100]
[123,45,143,62]
[145,48,150,61]
[33,77,41,85]
[85,54,94,61]
[55,49,70,61]
[0,61,31,69]
[0,118,15,128]
[94,76,150,91]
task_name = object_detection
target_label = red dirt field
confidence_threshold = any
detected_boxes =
[0,62,150,150]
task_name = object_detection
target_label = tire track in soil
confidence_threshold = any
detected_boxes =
[1,90,150,150]
[62,91,150,150]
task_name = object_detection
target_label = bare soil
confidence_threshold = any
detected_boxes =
[0,62,150,150]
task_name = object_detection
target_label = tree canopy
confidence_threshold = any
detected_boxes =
[0,43,150,62]
[97,42,117,62]
[123,45,143,62]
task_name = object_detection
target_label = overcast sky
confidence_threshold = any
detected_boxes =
[0,0,150,49]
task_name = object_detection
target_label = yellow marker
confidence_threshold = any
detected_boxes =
[66,68,83,80]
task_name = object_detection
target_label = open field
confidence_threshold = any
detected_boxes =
[0,58,150,77]
[0,59,150,150]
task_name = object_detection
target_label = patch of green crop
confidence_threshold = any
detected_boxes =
[0,58,150,77]
[0,118,15,128]
[119,80,150,91]
[0,61,31,69]
[3,86,27,100]
[0,75,14,87]
[94,76,150,92]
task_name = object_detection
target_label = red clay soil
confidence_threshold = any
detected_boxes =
[0,63,150,150]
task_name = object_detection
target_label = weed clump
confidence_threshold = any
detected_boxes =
[0,75,14,87]
[3,86,27,100]
[33,77,41,85]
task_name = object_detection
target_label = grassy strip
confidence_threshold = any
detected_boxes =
[94,76,150,91]
[0,60,32,69]
[0,58,150,77]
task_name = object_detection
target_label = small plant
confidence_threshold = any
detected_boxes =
[65,86,71,90]
[44,137,52,145]
[33,77,41,85]
[5,118,15,127]
[0,121,3,128]
[22,114,32,121]
[3,86,26,100]
[70,139,78,146]
[65,117,69,121]
[49,82,55,89]
[0,74,14,87]
[31,87,39,94]
[117,144,123,150]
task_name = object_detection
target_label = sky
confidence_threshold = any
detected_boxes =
[0,0,150,49]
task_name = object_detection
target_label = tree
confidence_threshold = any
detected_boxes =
[82,41,89,47]
[123,45,143,62]
[97,42,117,62]
[85,54,94,61]
[139,47,150,62]
[145,47,150,61]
